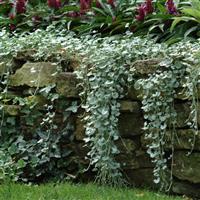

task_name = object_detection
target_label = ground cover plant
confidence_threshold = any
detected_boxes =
[0,27,200,196]
[0,182,184,200]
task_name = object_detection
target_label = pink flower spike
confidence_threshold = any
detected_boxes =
[166,0,177,15]
[47,0,62,9]
[145,0,153,14]
[135,4,146,21]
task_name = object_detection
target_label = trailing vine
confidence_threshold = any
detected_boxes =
[135,60,181,190]
[135,40,200,190]
[0,27,80,182]
[75,34,165,186]
[1,27,200,191]
[181,42,200,154]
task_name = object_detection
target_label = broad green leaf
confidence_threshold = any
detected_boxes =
[182,8,200,20]
[184,26,198,38]
[170,17,183,32]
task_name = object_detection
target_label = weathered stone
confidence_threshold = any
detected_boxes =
[56,72,79,98]
[141,129,200,151]
[175,85,200,100]
[169,102,200,128]
[119,113,143,136]
[3,105,20,116]
[14,49,37,61]
[120,101,141,113]
[9,62,57,87]
[135,150,154,168]
[74,117,85,141]
[172,181,200,198]
[68,56,81,71]
[118,149,153,170]
[126,86,141,100]
[173,151,200,183]
[23,88,40,95]
[166,129,200,151]
[130,59,161,76]
[125,168,155,187]
[118,154,140,169]
[175,103,190,128]
[117,139,137,154]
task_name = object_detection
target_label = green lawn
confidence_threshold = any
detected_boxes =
[0,182,185,200]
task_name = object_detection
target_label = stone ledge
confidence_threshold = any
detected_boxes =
[141,129,200,151]
[9,62,57,87]
[172,181,200,198]
[173,151,200,184]
[125,168,155,187]
[56,72,79,98]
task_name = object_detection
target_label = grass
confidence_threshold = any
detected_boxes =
[0,182,185,200]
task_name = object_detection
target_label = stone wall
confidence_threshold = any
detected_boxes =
[1,53,200,198]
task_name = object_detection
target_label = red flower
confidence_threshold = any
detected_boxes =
[135,4,146,21]
[47,0,61,9]
[96,0,102,8]
[9,24,16,31]
[145,0,153,14]
[80,0,92,13]
[66,11,81,18]
[15,0,27,14]
[135,0,153,21]
[107,0,115,8]
[166,0,177,14]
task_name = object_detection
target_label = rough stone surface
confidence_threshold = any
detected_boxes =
[175,103,190,128]
[14,49,37,61]
[119,113,143,136]
[173,151,200,183]
[25,95,47,109]
[126,86,141,100]
[56,72,79,98]
[172,181,200,198]
[125,168,155,187]
[166,129,200,151]
[141,129,200,151]
[75,102,143,140]
[120,101,141,113]
[170,102,200,128]
[135,150,154,168]
[119,150,154,170]
[130,59,161,76]
[117,139,137,154]
[74,117,85,141]
[9,62,58,87]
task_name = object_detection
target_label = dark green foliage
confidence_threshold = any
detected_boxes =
[0,67,80,182]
